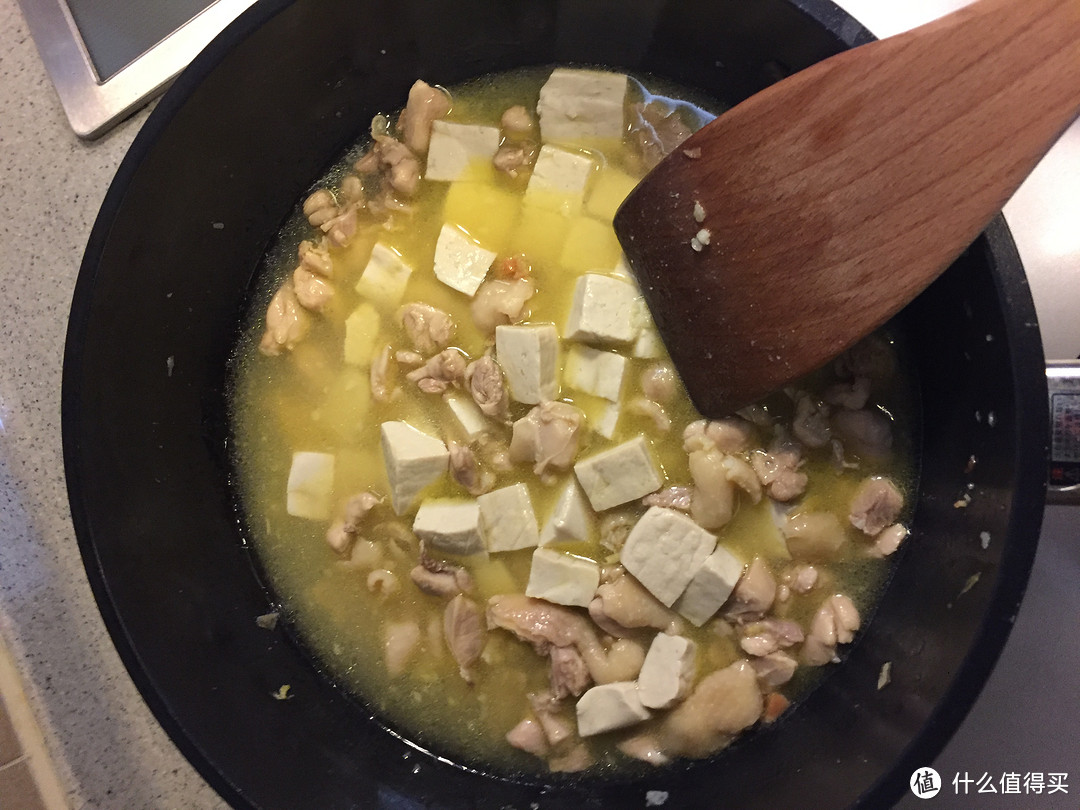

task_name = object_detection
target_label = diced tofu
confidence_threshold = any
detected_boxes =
[343,302,382,367]
[620,506,717,607]
[565,273,641,346]
[539,479,594,545]
[524,145,596,216]
[354,243,413,309]
[525,548,600,607]
[632,325,665,359]
[576,682,651,737]
[592,401,621,439]
[673,545,745,626]
[558,216,623,274]
[586,167,639,222]
[537,68,628,144]
[564,344,627,402]
[478,482,540,552]
[510,204,571,268]
[574,436,663,512]
[425,120,501,182]
[380,421,449,515]
[495,324,559,404]
[412,499,484,555]
[444,392,490,440]
[433,224,496,297]
[286,451,335,520]
[637,633,697,709]
[443,181,521,254]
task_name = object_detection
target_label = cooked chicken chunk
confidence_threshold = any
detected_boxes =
[591,570,684,635]
[689,448,735,530]
[471,277,535,333]
[723,557,777,622]
[509,401,585,476]
[782,512,848,561]
[832,408,894,461]
[792,392,832,448]
[750,442,808,502]
[383,620,420,677]
[658,660,763,758]
[802,594,861,666]
[683,418,754,454]
[405,348,467,394]
[464,355,510,421]
[444,594,485,682]
[259,281,312,356]
[397,80,451,155]
[398,302,455,355]
[448,441,494,496]
[640,364,677,403]
[849,476,904,536]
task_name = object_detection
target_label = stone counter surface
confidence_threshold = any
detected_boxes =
[0,0,1077,808]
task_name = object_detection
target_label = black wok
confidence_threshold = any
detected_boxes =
[62,0,1048,807]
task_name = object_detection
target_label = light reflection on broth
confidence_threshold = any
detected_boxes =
[229,66,917,775]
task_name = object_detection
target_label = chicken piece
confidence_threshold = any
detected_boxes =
[292,265,334,313]
[802,594,861,666]
[627,397,671,433]
[750,442,808,502]
[642,486,693,511]
[302,188,337,228]
[782,512,848,561]
[297,239,333,278]
[509,401,585,476]
[325,491,382,555]
[832,408,894,462]
[501,104,537,136]
[448,441,494,496]
[259,282,312,356]
[658,660,763,758]
[383,620,420,677]
[749,652,798,689]
[598,512,635,553]
[471,277,535,334]
[722,455,762,503]
[683,418,755,454]
[369,343,399,403]
[549,743,595,773]
[397,80,450,155]
[405,348,467,394]
[617,734,670,767]
[410,550,474,598]
[792,392,832,448]
[395,349,424,366]
[373,135,421,197]
[337,539,384,571]
[528,691,574,746]
[689,448,736,530]
[398,302,455,355]
[444,594,485,682]
[824,376,872,410]
[640,363,677,403]
[592,570,684,635]
[739,618,805,657]
[549,645,591,699]
[628,100,694,171]
[506,717,549,757]
[464,355,510,421]
[321,206,358,248]
[493,142,539,180]
[870,523,908,558]
[780,563,819,594]
[367,569,399,599]
[723,557,777,622]
[849,476,904,536]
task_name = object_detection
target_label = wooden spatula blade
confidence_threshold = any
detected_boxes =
[614,0,1080,417]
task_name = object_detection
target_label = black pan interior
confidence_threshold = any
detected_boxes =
[62,0,1048,808]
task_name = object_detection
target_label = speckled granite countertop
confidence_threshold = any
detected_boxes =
[0,0,1076,808]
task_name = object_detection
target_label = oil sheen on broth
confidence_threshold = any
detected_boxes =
[229,67,916,775]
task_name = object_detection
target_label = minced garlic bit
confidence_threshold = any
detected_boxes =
[682,147,701,159]
[256,611,280,630]
[272,684,293,700]
[696,228,711,245]
[693,200,706,222]
[877,661,892,690]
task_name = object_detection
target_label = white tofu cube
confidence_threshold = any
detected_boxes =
[539,479,594,545]
[525,548,600,607]
[444,392,490,441]
[380,421,449,515]
[537,68,628,144]
[412,499,484,556]
[495,324,559,404]
[673,545,744,626]
[343,302,381,367]
[576,682,651,737]
[433,224,496,297]
[620,506,717,607]
[425,120,501,182]
[564,344,627,402]
[632,325,665,359]
[354,243,413,309]
[574,436,663,512]
[286,452,335,520]
[565,274,640,346]
[478,482,540,552]
[637,633,697,709]
[524,145,596,215]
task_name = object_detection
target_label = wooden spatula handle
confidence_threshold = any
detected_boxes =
[616,0,1080,417]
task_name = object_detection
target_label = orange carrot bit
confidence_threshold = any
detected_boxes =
[763,692,791,723]
[495,254,531,280]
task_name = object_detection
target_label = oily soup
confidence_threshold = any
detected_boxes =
[230,67,916,774]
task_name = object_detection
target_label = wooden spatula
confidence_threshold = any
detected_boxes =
[613,0,1080,418]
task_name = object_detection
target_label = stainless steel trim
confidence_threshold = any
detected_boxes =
[16,0,256,139]
[1047,361,1080,505]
